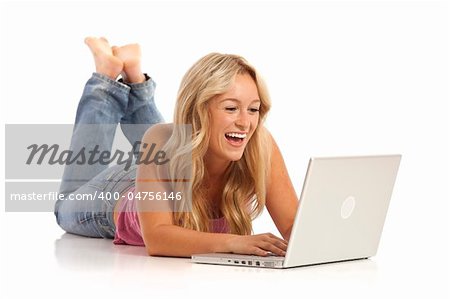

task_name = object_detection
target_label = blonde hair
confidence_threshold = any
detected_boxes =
[162,53,272,235]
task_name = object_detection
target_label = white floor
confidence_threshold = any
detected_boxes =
[2,210,449,299]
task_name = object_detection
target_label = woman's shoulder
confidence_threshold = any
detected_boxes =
[258,126,278,162]
[142,123,174,144]
[149,122,174,134]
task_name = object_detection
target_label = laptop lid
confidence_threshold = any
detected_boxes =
[283,155,401,268]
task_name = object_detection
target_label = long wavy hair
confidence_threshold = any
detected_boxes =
[161,53,272,235]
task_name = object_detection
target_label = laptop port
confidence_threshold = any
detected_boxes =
[234,260,239,264]
[248,261,252,266]
[255,261,260,266]
[241,261,246,264]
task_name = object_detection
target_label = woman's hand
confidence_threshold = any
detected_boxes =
[225,233,288,257]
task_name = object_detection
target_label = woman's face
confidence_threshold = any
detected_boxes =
[206,72,261,166]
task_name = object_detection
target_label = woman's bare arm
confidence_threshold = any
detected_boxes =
[265,131,299,240]
[139,215,286,257]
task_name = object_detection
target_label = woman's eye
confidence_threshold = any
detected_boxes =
[225,107,238,112]
[249,108,260,113]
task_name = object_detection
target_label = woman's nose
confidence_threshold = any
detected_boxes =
[235,111,250,129]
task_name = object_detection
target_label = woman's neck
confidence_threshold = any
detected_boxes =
[202,155,230,218]
[203,154,230,180]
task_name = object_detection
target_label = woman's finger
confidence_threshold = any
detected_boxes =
[266,233,288,245]
[259,241,286,256]
[252,247,270,257]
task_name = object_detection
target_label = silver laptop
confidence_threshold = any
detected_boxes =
[192,155,401,268]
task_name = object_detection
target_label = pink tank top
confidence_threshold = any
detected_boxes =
[113,187,230,246]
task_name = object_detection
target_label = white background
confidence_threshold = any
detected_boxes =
[1,1,449,298]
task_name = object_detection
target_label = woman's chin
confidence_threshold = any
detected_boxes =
[226,152,245,161]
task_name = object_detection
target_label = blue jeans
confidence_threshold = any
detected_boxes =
[54,73,164,238]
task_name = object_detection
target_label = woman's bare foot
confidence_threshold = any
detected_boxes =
[84,37,123,80]
[112,44,146,84]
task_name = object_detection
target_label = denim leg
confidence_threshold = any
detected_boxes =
[56,164,137,238]
[59,73,131,196]
[55,73,132,238]
[120,75,165,156]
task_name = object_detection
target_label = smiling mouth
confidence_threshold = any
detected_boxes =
[225,132,247,146]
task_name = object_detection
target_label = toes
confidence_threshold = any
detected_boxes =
[84,36,110,47]
[84,36,93,45]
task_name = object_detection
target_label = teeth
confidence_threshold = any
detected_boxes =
[226,132,247,139]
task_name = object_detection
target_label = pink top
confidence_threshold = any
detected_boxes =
[113,187,230,246]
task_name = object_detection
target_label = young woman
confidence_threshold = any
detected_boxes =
[54,37,298,257]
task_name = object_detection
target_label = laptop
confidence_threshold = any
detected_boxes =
[191,154,401,268]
